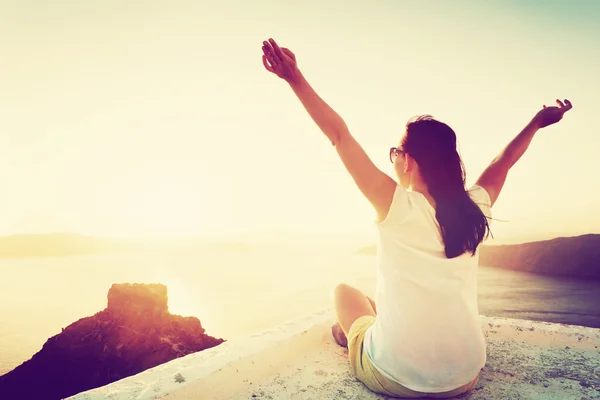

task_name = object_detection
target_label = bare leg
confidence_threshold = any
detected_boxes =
[367,296,376,314]
[331,284,376,347]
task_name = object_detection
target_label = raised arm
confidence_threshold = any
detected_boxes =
[476,99,573,206]
[261,38,396,221]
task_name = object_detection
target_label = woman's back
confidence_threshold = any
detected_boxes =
[363,184,492,392]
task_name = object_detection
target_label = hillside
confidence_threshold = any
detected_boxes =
[356,234,600,280]
[479,234,600,280]
[0,233,129,257]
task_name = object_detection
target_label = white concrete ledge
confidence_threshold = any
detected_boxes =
[69,311,600,400]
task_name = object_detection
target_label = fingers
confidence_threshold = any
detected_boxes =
[262,55,274,73]
[262,42,278,68]
[556,98,573,113]
[264,39,282,65]
[268,38,286,63]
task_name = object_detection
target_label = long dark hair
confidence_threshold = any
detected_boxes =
[402,115,491,258]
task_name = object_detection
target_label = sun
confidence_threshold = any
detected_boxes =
[155,277,197,317]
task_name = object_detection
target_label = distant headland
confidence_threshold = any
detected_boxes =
[356,234,600,280]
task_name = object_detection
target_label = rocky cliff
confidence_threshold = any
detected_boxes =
[0,283,224,400]
[479,234,600,280]
[356,234,600,280]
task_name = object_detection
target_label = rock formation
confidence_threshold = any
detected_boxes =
[356,234,600,280]
[0,283,224,400]
[479,234,600,280]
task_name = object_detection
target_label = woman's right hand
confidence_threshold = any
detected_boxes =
[534,99,573,128]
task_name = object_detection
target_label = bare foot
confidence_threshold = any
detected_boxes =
[331,322,348,348]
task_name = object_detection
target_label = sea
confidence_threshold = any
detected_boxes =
[1,245,599,375]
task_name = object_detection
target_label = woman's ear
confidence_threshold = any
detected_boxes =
[404,155,412,173]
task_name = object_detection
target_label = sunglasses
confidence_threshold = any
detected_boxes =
[389,147,407,163]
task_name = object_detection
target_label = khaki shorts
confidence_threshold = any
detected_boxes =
[347,315,479,399]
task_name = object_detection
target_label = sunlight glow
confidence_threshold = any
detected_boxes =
[119,181,208,238]
[0,1,598,241]
[155,277,197,317]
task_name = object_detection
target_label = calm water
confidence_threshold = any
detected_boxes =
[1,247,599,375]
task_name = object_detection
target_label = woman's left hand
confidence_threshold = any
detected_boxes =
[262,38,301,83]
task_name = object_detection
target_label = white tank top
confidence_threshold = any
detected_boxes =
[364,184,492,393]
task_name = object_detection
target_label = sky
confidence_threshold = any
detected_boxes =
[0,0,599,244]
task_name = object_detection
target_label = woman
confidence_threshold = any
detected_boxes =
[261,38,572,398]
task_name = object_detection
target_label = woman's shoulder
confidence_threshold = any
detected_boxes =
[467,185,492,207]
